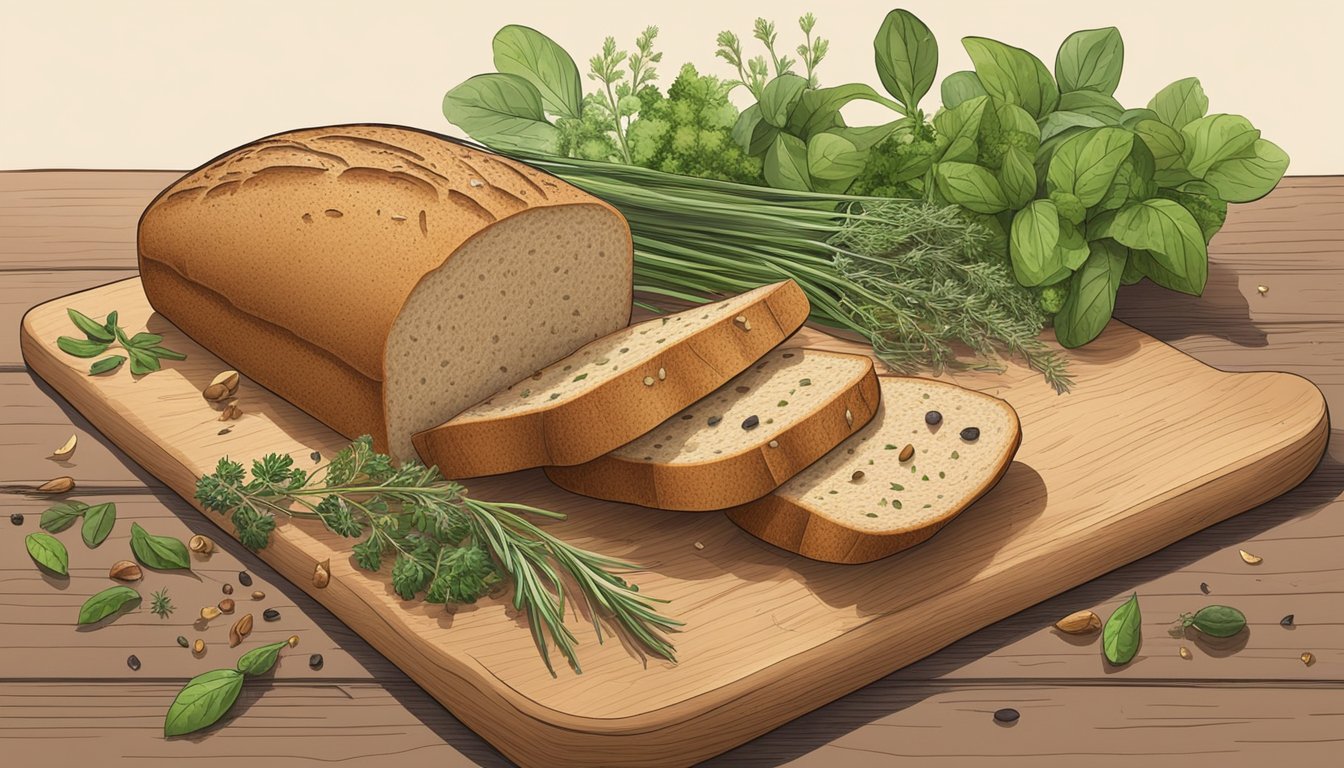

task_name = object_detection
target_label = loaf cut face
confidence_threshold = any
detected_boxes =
[546,348,879,510]
[138,124,632,460]
[728,377,1021,563]
[413,280,811,477]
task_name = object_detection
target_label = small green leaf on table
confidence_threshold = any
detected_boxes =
[81,502,117,548]
[39,500,88,533]
[56,337,110,358]
[25,532,69,576]
[236,642,289,677]
[78,585,141,625]
[164,669,245,737]
[89,355,126,375]
[1102,592,1143,665]
[67,308,115,342]
[130,522,191,570]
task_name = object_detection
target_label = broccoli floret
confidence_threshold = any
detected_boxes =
[624,63,762,183]
[847,127,936,199]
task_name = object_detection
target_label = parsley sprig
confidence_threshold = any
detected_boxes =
[195,436,679,674]
[58,308,186,375]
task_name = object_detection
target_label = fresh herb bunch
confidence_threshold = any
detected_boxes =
[626,63,762,183]
[58,308,186,375]
[150,587,175,619]
[195,436,679,674]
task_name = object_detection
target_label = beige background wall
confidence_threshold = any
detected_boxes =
[2,0,1338,173]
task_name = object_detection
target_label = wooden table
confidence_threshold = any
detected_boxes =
[1,171,1340,766]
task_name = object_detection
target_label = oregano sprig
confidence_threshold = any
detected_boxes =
[195,436,680,674]
[58,308,186,375]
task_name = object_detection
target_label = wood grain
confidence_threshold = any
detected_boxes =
[17,274,1328,767]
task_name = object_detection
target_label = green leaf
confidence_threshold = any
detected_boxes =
[164,669,244,737]
[442,73,559,154]
[1180,114,1260,178]
[1057,90,1124,123]
[25,532,69,575]
[759,74,809,129]
[78,585,140,625]
[1109,199,1208,295]
[148,345,187,361]
[962,36,1059,119]
[785,84,897,140]
[1054,27,1123,95]
[731,104,779,156]
[998,146,1036,209]
[1038,110,1104,143]
[1093,139,1157,213]
[391,552,431,600]
[126,332,164,349]
[1159,180,1228,243]
[1056,225,1091,270]
[127,347,161,376]
[1134,119,1185,171]
[129,522,191,571]
[763,134,812,191]
[1009,200,1062,286]
[874,9,938,109]
[806,133,866,183]
[236,641,289,677]
[1046,127,1133,208]
[1102,593,1142,665]
[940,70,986,108]
[40,500,88,533]
[1204,138,1289,203]
[1119,108,1159,128]
[1050,190,1087,225]
[933,95,987,162]
[491,25,583,120]
[825,122,902,153]
[935,162,1009,214]
[1055,240,1127,348]
[89,355,126,375]
[57,336,110,359]
[67,309,115,342]
[1148,77,1207,130]
[1121,253,1146,285]
[80,502,116,548]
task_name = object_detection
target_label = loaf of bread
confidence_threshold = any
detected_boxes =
[414,280,810,477]
[546,348,879,510]
[728,377,1021,563]
[137,124,633,460]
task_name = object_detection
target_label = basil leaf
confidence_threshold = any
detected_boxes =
[1057,90,1124,124]
[40,500,88,533]
[1046,127,1133,208]
[1055,240,1127,349]
[936,162,1009,214]
[1148,77,1208,130]
[236,641,289,677]
[1159,181,1228,243]
[1054,27,1123,96]
[81,502,117,548]
[763,134,812,192]
[1094,139,1157,214]
[997,146,1036,209]
[164,669,244,737]
[759,74,809,129]
[127,346,161,376]
[1038,110,1104,144]
[147,345,187,362]
[1056,224,1091,270]
[1109,199,1207,295]
[1010,200,1062,286]
[933,95,987,163]
[103,310,118,335]
[67,308,115,342]
[1102,593,1143,665]
[874,9,938,109]
[962,36,1059,119]
[442,73,560,154]
[806,132,865,183]
[1180,114,1260,178]
[1134,119,1185,172]
[491,25,582,120]
[130,522,191,570]
[78,585,140,625]
[89,355,126,375]
[57,336,110,359]
[126,332,164,349]
[1121,252,1146,285]
[940,70,985,109]
[1119,107,1159,128]
[785,83,893,140]
[25,532,69,575]
[731,104,779,156]
[1204,138,1289,203]
[825,122,902,153]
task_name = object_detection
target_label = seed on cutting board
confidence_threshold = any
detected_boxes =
[218,598,235,614]
[36,476,75,494]
[960,427,980,442]
[1281,614,1295,628]
[643,376,655,386]
[238,571,253,587]
[176,635,189,648]
[263,608,281,622]
[222,583,233,595]
[898,444,915,462]
[251,591,265,600]
[10,513,24,526]
[313,560,331,589]
[844,409,853,426]
[850,471,865,482]
[741,415,760,430]
[127,655,141,671]
[1179,646,1191,659]
[310,451,321,463]
[200,606,221,621]
[768,440,779,448]
[217,427,232,436]
[707,415,722,426]
[924,410,942,425]
[193,639,205,654]
[992,708,1019,724]
[309,654,324,670]
[1239,549,1263,565]
[657,367,666,381]
[1301,651,1315,666]
[109,560,142,582]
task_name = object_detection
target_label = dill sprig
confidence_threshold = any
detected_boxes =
[195,436,679,674]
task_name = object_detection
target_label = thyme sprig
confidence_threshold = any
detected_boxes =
[195,436,679,674]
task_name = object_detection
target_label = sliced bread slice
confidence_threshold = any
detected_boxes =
[545,348,880,511]
[413,280,810,477]
[727,376,1021,564]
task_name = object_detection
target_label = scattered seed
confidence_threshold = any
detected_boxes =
[263,608,281,622]
[799,378,811,386]
[1301,651,1315,666]
[188,534,215,554]
[309,654,324,670]
[217,428,232,435]
[229,613,254,647]
[9,513,23,526]
[127,654,141,671]
[311,451,321,463]
[851,471,865,482]
[109,560,142,582]
[1179,646,1191,659]
[252,591,265,600]
[925,410,942,425]
[643,376,655,386]
[1239,549,1262,565]
[680,413,693,420]
[193,639,205,654]
[50,434,78,461]
[595,357,609,365]
[951,451,959,459]
[238,571,253,587]
[222,583,233,595]
[844,409,854,426]
[1200,582,1210,595]
[1281,614,1295,628]
[768,440,779,448]
[899,444,915,462]
[693,541,705,551]
[468,178,484,188]
[200,606,221,621]
[287,635,300,648]
[707,415,722,426]
[1054,610,1102,634]
[313,560,331,589]
[36,476,75,494]
[734,385,751,394]
[742,415,760,430]
[1256,284,1268,295]
[218,598,235,614]
[866,512,879,518]
[960,427,980,442]
[176,635,189,648]
[658,367,666,381]
[993,708,1019,724]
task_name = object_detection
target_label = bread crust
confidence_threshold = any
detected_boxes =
[544,352,880,511]
[137,124,631,454]
[414,281,811,477]
[726,377,1022,564]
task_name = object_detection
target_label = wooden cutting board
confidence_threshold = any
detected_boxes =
[20,277,1328,767]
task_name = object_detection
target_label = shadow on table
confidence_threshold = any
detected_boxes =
[1113,259,1268,348]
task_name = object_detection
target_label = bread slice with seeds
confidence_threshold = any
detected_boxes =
[727,376,1020,564]
[414,280,810,477]
[545,348,879,511]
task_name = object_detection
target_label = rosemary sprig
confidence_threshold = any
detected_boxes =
[194,436,679,674]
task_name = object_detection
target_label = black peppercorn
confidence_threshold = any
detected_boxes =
[238,571,253,587]
[9,513,23,526]
[263,608,281,622]
[1281,614,1295,628]
[707,415,722,426]
[741,415,760,430]
[993,707,1019,724]
[310,451,322,463]
[309,653,324,670]
[960,427,980,441]
[127,654,141,671]
[924,410,942,425]
[176,635,189,648]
